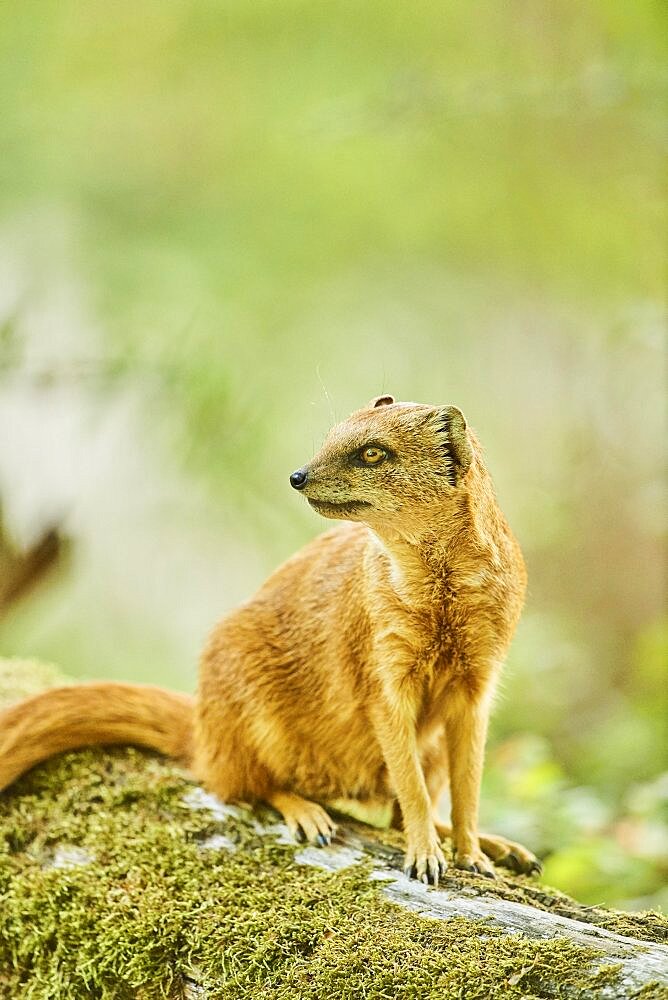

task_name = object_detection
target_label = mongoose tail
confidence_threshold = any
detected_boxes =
[0,683,194,791]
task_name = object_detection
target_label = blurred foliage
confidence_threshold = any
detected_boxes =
[0,0,665,910]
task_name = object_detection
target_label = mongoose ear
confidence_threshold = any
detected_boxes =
[368,395,395,408]
[437,406,473,486]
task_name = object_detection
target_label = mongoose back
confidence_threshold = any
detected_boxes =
[0,396,540,882]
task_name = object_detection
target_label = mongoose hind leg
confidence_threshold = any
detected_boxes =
[268,791,337,847]
[432,819,541,875]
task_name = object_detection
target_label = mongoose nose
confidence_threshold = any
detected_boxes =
[290,469,308,490]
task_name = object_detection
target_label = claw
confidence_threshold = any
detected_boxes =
[294,827,305,844]
[506,851,524,874]
[315,833,329,848]
[528,860,543,875]
[427,858,442,887]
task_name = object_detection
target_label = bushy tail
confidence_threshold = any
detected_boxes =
[0,683,194,792]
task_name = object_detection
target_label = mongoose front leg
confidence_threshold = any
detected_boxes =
[371,705,446,885]
[420,734,542,875]
[445,689,495,877]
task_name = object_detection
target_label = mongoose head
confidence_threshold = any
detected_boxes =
[290,396,478,532]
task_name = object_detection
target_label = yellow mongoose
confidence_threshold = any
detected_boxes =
[0,396,540,883]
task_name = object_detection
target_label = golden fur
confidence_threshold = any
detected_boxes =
[0,397,539,882]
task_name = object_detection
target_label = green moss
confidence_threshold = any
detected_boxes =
[0,659,658,998]
[631,985,668,1000]
[448,862,668,946]
[0,744,623,1000]
[335,812,668,946]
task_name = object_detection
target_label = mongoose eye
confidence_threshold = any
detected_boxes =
[360,446,386,466]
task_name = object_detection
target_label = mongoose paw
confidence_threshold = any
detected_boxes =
[476,833,542,876]
[270,792,337,847]
[454,850,496,879]
[434,821,541,877]
[403,837,448,886]
[505,850,542,876]
[291,805,336,846]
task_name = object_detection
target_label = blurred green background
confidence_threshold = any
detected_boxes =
[0,1,665,910]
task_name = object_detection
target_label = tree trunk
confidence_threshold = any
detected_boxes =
[0,658,666,1000]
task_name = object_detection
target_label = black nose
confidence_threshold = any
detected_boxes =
[290,469,308,490]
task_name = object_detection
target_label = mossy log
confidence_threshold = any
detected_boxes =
[0,658,666,1000]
